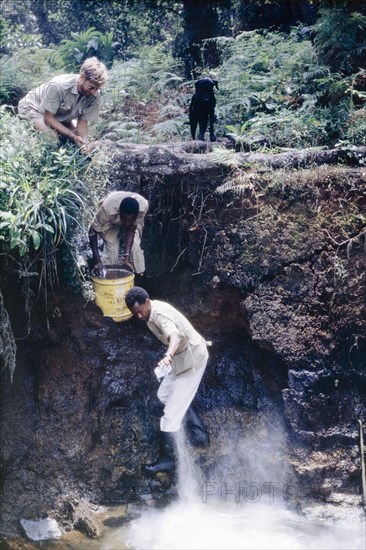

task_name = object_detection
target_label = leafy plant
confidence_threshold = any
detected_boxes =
[208,27,366,149]
[0,15,42,56]
[57,27,118,70]
[93,47,187,143]
[97,31,117,68]
[225,121,251,150]
[343,109,366,146]
[1,157,86,256]
[0,109,110,300]
[313,8,366,76]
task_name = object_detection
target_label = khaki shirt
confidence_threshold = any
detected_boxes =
[147,300,208,378]
[90,192,149,236]
[18,74,100,123]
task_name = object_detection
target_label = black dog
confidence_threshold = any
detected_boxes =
[189,77,218,142]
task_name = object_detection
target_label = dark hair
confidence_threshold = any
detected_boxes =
[119,197,139,218]
[125,286,149,309]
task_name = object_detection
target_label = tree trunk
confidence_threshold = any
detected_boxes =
[181,0,222,78]
[30,0,58,45]
[298,0,318,24]
[97,140,366,184]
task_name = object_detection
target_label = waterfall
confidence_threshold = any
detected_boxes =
[118,421,364,550]
[175,429,200,503]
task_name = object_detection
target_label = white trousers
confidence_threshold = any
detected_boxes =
[101,224,145,274]
[157,364,207,433]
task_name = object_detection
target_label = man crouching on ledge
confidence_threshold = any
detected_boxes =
[18,57,108,153]
[125,286,210,473]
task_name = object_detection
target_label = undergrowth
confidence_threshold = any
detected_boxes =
[0,108,111,325]
[92,29,366,148]
[1,21,365,147]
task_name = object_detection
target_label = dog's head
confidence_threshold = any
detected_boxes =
[195,77,219,98]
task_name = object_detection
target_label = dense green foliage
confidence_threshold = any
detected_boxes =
[0,49,54,106]
[1,2,364,145]
[313,7,366,75]
[0,108,110,298]
[215,27,365,148]
[1,116,84,257]
[93,25,365,148]
[93,45,187,142]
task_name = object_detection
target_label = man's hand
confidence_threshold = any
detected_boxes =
[158,354,172,368]
[73,134,88,147]
[122,257,134,272]
[154,360,172,381]
[93,261,106,278]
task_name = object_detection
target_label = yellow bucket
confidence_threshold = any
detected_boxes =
[92,265,135,322]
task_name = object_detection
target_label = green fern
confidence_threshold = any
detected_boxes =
[313,8,366,75]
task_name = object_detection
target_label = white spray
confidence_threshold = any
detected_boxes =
[120,416,364,550]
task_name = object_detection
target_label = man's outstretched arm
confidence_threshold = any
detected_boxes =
[44,111,87,146]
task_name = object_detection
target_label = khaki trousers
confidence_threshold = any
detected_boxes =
[101,223,145,274]
[157,350,208,432]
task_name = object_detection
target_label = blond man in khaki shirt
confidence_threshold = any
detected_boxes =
[89,191,149,275]
[18,57,108,150]
[126,286,209,474]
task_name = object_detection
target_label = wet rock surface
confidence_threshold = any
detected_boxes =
[1,293,285,539]
[1,159,365,540]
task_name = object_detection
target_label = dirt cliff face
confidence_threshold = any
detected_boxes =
[178,164,366,501]
[1,158,365,539]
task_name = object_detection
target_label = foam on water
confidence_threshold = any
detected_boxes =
[109,426,365,550]
[121,500,363,550]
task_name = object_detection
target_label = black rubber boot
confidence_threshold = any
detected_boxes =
[144,431,175,473]
[184,404,210,448]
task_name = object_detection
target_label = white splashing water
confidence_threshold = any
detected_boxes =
[102,425,365,550]
[123,500,363,550]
